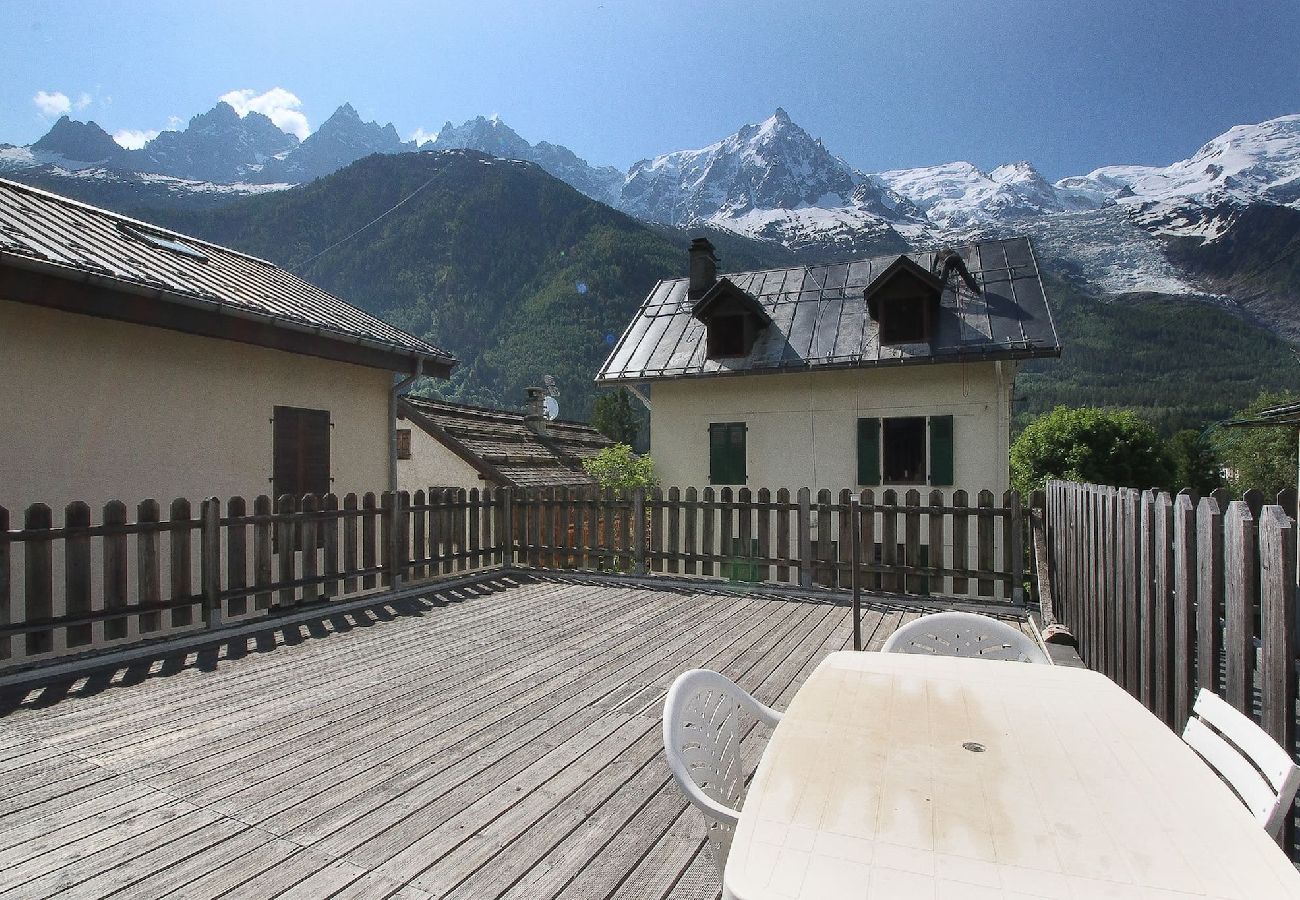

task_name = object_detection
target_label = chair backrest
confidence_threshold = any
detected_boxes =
[1182,688,1300,837]
[662,669,782,879]
[881,611,1048,663]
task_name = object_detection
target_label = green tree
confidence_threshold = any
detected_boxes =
[1167,429,1222,495]
[1010,406,1175,495]
[1212,390,1299,496]
[582,444,657,491]
[591,389,641,445]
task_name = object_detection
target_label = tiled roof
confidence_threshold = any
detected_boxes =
[0,177,454,367]
[596,237,1059,382]
[400,397,613,488]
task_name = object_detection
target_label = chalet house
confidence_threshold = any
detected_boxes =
[397,391,613,491]
[596,237,1060,495]
[0,178,455,513]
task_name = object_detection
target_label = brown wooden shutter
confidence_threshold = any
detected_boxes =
[857,418,880,486]
[273,406,331,499]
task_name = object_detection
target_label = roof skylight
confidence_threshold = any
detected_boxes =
[118,223,208,261]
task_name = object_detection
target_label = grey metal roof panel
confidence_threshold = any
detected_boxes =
[0,178,453,364]
[596,236,1061,383]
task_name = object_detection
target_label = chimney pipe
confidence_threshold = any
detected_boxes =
[524,386,548,436]
[688,237,717,301]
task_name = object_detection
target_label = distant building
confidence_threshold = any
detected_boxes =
[596,237,1061,495]
[0,177,454,511]
[398,391,613,492]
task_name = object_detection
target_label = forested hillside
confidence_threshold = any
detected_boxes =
[1015,274,1300,433]
[130,149,1298,432]
[152,150,789,417]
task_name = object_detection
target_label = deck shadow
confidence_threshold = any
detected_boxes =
[0,574,528,715]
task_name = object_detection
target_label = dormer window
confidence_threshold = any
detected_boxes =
[690,275,772,361]
[707,313,747,358]
[879,297,929,344]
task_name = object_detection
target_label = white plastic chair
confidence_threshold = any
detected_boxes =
[1182,688,1300,837]
[881,610,1048,663]
[662,669,782,880]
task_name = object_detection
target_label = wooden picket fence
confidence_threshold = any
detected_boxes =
[1044,480,1299,853]
[0,484,1023,669]
[515,486,1023,602]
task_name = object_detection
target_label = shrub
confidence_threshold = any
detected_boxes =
[1010,406,1174,495]
[582,444,657,492]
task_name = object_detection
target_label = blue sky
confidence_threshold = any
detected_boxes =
[4,0,1297,180]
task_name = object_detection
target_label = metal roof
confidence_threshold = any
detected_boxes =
[0,177,455,368]
[1220,401,1300,428]
[596,237,1060,383]
[400,397,613,488]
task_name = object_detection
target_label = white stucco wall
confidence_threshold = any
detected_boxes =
[1,299,395,513]
[647,361,1016,495]
[397,415,491,493]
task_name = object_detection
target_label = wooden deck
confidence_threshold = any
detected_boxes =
[0,574,1031,899]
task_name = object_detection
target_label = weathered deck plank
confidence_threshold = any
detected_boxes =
[0,576,1030,899]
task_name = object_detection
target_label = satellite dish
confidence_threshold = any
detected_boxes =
[543,396,559,421]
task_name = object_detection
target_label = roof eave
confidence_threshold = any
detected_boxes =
[595,345,1061,383]
[0,252,455,378]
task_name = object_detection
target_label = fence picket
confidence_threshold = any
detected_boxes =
[277,495,296,608]
[880,489,899,594]
[1172,493,1197,728]
[775,488,790,583]
[951,490,969,595]
[0,506,8,659]
[63,502,92,647]
[225,497,248,616]
[904,489,922,594]
[322,493,340,597]
[1223,501,1256,714]
[170,498,194,627]
[102,501,128,640]
[24,504,53,654]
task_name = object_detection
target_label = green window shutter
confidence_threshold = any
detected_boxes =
[709,423,746,485]
[857,418,880,486]
[929,415,954,486]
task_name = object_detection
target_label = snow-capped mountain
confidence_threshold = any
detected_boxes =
[429,116,622,205]
[621,108,914,226]
[873,159,1095,230]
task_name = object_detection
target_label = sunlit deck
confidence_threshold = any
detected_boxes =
[0,574,1031,899]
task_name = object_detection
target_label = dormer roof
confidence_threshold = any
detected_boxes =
[863,255,945,321]
[691,276,773,328]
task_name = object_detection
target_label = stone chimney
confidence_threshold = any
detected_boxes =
[687,237,718,301]
[524,386,548,436]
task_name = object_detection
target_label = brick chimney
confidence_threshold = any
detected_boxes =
[524,386,548,436]
[688,237,718,301]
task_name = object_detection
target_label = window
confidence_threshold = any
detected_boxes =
[709,422,747,485]
[273,406,331,499]
[879,297,929,344]
[857,415,954,487]
[397,428,412,460]
[707,315,746,358]
[883,417,926,483]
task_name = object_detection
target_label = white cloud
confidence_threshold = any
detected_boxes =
[75,92,92,110]
[219,87,310,140]
[33,90,71,117]
[410,127,438,146]
[112,128,159,150]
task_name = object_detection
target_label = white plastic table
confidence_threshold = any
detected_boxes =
[724,651,1300,899]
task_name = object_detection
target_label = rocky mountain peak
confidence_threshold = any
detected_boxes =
[31,116,124,163]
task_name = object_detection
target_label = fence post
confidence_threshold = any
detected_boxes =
[798,487,812,588]
[851,496,861,650]
[1010,490,1024,606]
[1172,493,1196,729]
[633,487,646,576]
[201,497,223,629]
